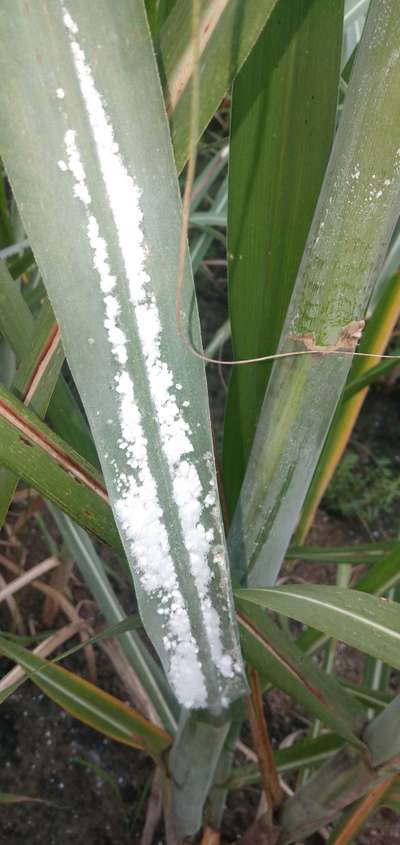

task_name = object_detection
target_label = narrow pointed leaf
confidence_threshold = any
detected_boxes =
[0,261,33,360]
[297,270,400,541]
[50,506,179,734]
[0,384,120,550]
[280,696,400,844]
[227,733,345,789]
[0,793,53,806]
[286,541,396,564]
[157,0,279,173]
[0,259,98,465]
[207,719,242,829]
[364,695,400,768]
[0,302,64,527]
[279,747,391,844]
[13,303,63,415]
[50,615,144,660]
[0,635,170,755]
[341,681,393,713]
[236,601,365,748]
[297,543,400,656]
[0,1,245,712]
[327,775,398,845]
[229,0,400,587]
[343,348,400,398]
[237,586,400,670]
[223,0,343,514]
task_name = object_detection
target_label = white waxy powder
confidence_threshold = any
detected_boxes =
[62,123,207,709]
[60,5,242,705]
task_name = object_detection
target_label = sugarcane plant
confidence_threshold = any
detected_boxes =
[0,0,399,842]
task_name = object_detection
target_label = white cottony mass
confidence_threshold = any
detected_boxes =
[59,5,244,710]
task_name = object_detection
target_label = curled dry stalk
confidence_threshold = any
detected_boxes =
[328,775,398,845]
[0,552,96,681]
[0,621,84,695]
[246,667,282,816]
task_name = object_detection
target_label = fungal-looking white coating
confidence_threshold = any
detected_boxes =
[62,122,207,709]
[60,6,241,707]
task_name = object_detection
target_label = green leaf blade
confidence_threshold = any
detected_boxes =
[0,635,170,756]
[223,0,344,514]
[237,601,365,748]
[237,585,400,670]
[158,0,280,172]
[0,1,246,712]
[0,384,119,549]
[50,506,179,734]
[229,0,400,587]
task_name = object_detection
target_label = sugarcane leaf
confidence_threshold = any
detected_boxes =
[364,695,400,768]
[169,709,231,837]
[236,600,365,748]
[0,261,33,360]
[0,383,120,550]
[327,775,398,845]
[49,505,179,734]
[343,348,400,399]
[237,586,400,670]
[0,793,54,807]
[0,1,245,712]
[0,258,98,466]
[227,732,345,790]
[0,301,64,527]
[297,270,400,541]
[228,0,400,588]
[341,681,394,713]
[297,542,400,656]
[223,0,344,515]
[286,541,395,564]
[157,0,280,173]
[279,691,400,843]
[0,635,170,755]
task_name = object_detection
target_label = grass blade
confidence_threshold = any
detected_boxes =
[50,505,179,734]
[364,695,400,767]
[297,542,400,656]
[328,775,397,845]
[238,586,400,670]
[227,733,345,789]
[286,541,395,564]
[228,0,400,587]
[157,0,279,173]
[223,0,344,514]
[0,792,53,806]
[0,301,64,527]
[0,384,120,550]
[237,602,365,747]
[0,1,245,712]
[381,776,400,813]
[0,259,98,466]
[297,270,400,541]
[0,634,170,756]
[280,695,400,843]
